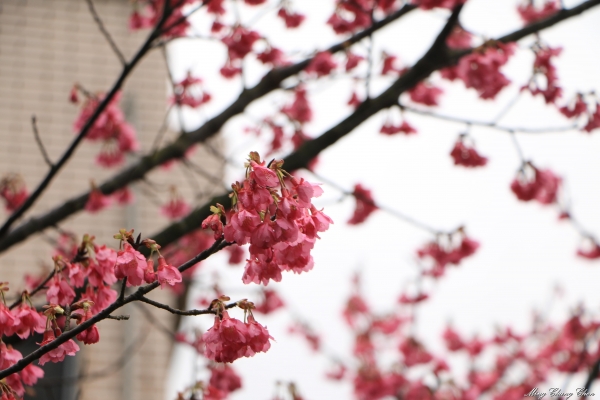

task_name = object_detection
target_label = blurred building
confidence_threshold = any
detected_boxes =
[0,1,221,399]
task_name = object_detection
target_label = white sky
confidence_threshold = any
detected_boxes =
[165,1,600,399]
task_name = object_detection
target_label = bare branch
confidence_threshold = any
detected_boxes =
[1,1,599,254]
[85,0,127,66]
[139,295,238,316]
[400,105,578,134]
[31,115,53,167]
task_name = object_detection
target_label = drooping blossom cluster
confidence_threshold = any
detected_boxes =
[327,0,398,35]
[523,43,562,104]
[129,0,195,37]
[348,184,378,225]
[450,134,488,167]
[517,0,560,24]
[202,298,273,363]
[0,341,44,399]
[510,162,561,205]
[408,81,443,106]
[72,90,139,168]
[558,93,600,133]
[416,229,479,278]
[380,120,418,135]
[0,174,28,213]
[170,72,212,108]
[202,152,332,285]
[220,27,261,78]
[161,186,191,220]
[442,41,516,100]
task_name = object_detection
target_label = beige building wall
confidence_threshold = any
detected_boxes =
[0,1,222,399]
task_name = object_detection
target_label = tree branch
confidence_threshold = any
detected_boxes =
[0,5,174,241]
[85,0,127,66]
[1,1,599,254]
[0,238,229,380]
[31,115,53,168]
[0,5,417,254]
[139,295,237,316]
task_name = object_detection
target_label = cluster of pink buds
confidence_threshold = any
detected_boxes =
[72,89,139,168]
[202,152,332,285]
[517,0,560,24]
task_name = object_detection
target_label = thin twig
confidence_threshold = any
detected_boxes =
[85,0,127,66]
[139,295,238,316]
[31,116,53,167]
[308,170,444,235]
[401,104,577,134]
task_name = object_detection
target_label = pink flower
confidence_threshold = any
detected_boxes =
[380,121,418,135]
[12,304,45,339]
[447,25,473,49]
[46,277,76,305]
[202,312,249,363]
[202,214,224,240]
[157,256,182,288]
[209,365,242,395]
[345,52,364,71]
[450,138,488,167]
[161,197,191,220]
[409,82,443,106]
[75,310,100,345]
[305,51,337,77]
[577,239,600,260]
[399,337,433,366]
[442,42,516,100]
[242,250,283,285]
[226,245,246,265]
[114,243,146,286]
[348,184,378,225]
[222,27,261,61]
[0,303,17,337]
[249,161,279,187]
[85,189,111,213]
[511,165,561,205]
[277,8,305,28]
[254,289,285,314]
[38,329,80,365]
[281,87,313,124]
[443,326,465,351]
[517,0,560,24]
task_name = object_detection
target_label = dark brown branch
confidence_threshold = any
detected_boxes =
[139,295,238,316]
[0,5,416,255]
[0,238,229,380]
[2,1,599,254]
[581,358,600,397]
[31,115,53,167]
[146,1,600,250]
[85,0,127,65]
[0,5,174,241]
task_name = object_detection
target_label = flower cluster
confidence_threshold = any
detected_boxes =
[129,0,195,37]
[348,184,378,225]
[510,162,561,205]
[202,298,273,363]
[170,72,212,108]
[0,341,44,399]
[72,90,139,168]
[523,43,562,104]
[202,152,332,285]
[417,231,479,278]
[442,41,516,100]
[327,0,398,35]
[517,0,560,24]
[450,135,488,167]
